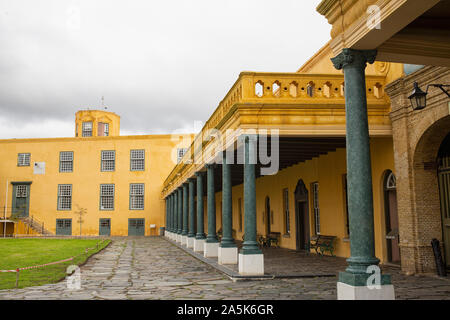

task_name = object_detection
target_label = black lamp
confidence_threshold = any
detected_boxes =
[408,82,450,111]
[408,82,427,110]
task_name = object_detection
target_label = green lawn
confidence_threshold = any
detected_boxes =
[0,238,110,290]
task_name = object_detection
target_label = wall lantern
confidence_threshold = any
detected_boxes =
[409,82,450,111]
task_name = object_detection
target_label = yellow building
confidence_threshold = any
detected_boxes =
[0,109,193,236]
[162,41,406,277]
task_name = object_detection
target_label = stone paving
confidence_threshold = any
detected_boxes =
[0,237,449,300]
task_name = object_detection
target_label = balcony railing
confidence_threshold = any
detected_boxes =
[163,71,388,195]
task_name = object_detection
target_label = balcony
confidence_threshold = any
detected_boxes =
[162,71,389,196]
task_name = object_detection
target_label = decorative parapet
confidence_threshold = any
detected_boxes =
[162,71,389,197]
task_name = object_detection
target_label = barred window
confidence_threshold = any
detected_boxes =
[177,148,187,164]
[17,153,31,166]
[82,122,93,137]
[101,150,115,171]
[312,182,320,235]
[57,184,72,210]
[59,151,74,172]
[130,149,145,171]
[16,185,28,198]
[57,219,71,228]
[100,184,114,210]
[130,183,144,210]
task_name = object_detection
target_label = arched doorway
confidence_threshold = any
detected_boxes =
[438,132,450,267]
[265,196,271,235]
[383,170,400,264]
[294,180,310,251]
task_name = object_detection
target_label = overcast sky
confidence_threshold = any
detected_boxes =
[0,0,330,138]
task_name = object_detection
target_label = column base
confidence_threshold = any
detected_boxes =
[187,236,195,249]
[337,282,395,300]
[181,235,188,246]
[218,247,238,265]
[176,234,182,243]
[238,253,264,276]
[194,239,206,252]
[204,242,219,258]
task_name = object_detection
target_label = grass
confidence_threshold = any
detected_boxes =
[0,238,110,290]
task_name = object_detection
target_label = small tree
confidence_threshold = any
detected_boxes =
[75,205,87,236]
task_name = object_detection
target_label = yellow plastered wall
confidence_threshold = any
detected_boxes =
[75,110,121,137]
[211,137,395,262]
[0,134,193,236]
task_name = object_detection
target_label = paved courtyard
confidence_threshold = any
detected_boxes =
[0,237,449,300]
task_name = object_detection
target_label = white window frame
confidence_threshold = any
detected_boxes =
[17,153,31,167]
[130,183,144,210]
[57,184,72,210]
[100,184,115,210]
[82,121,93,137]
[59,151,74,173]
[101,150,115,172]
[130,149,145,171]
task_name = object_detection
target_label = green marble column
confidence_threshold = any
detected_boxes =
[188,178,196,238]
[178,187,183,234]
[165,197,168,232]
[331,48,390,286]
[170,194,174,232]
[221,151,236,248]
[206,164,218,243]
[182,183,188,236]
[173,191,178,233]
[195,171,206,239]
[241,135,261,255]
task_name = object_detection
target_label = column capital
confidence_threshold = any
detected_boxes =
[331,48,377,70]
[187,177,196,183]
[205,163,217,169]
[195,171,205,177]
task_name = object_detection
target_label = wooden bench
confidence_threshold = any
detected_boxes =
[257,232,281,248]
[309,235,336,256]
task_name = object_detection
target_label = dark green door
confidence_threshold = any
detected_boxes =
[12,184,30,217]
[128,218,145,236]
[99,218,111,236]
[56,219,72,235]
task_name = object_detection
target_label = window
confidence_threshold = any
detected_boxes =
[312,182,320,235]
[343,174,350,236]
[59,151,74,172]
[16,185,28,198]
[101,150,115,171]
[100,184,115,210]
[57,184,72,210]
[130,149,145,171]
[283,188,290,235]
[177,148,187,164]
[17,153,30,166]
[130,183,144,210]
[56,219,72,235]
[82,122,93,137]
[98,122,109,136]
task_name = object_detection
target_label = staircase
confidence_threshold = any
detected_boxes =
[20,216,53,235]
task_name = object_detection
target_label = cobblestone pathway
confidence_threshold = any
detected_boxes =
[0,237,449,300]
